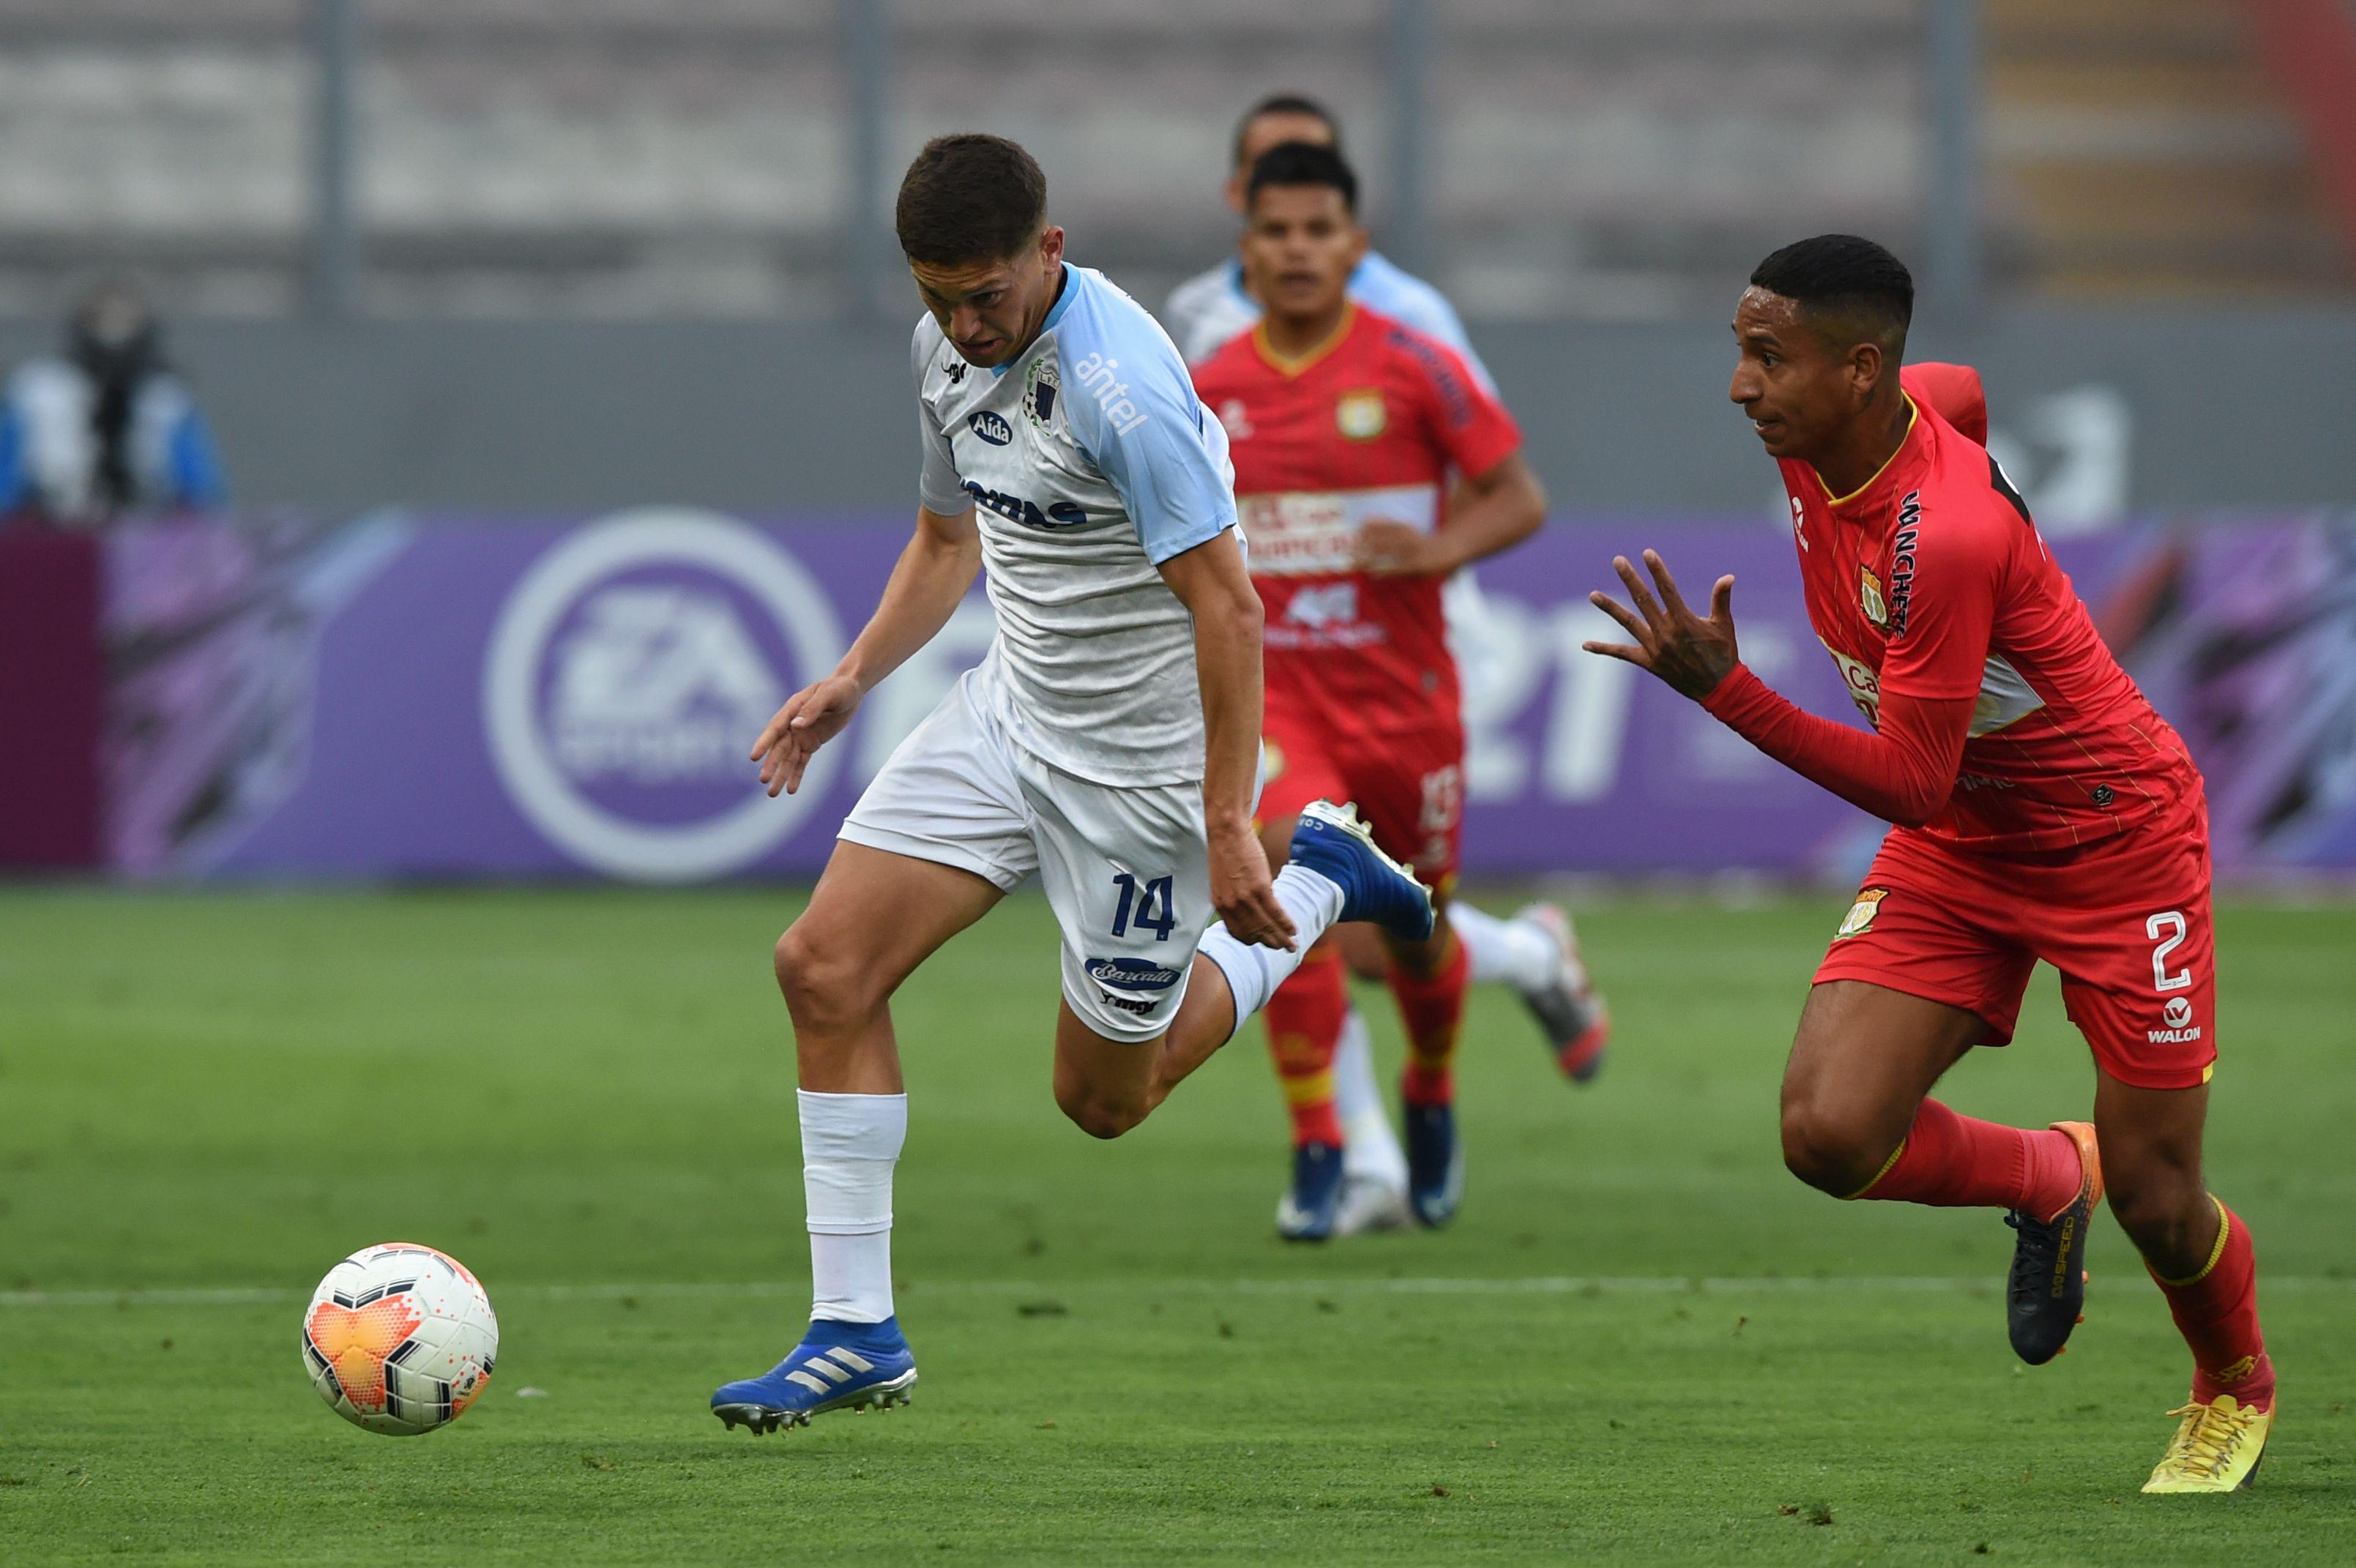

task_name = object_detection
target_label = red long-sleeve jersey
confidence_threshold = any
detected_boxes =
[1703,363,2201,856]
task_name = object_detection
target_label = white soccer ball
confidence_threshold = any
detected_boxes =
[302,1242,499,1436]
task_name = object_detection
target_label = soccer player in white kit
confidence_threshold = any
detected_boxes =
[1167,94,1613,1238]
[710,134,1436,1433]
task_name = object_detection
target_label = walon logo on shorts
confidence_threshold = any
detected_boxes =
[2149,996,2202,1045]
[1835,889,1887,939]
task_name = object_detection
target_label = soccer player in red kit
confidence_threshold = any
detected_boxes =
[1587,235,2271,1492]
[1192,141,1548,1236]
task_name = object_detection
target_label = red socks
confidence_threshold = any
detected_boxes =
[2152,1199,2273,1408]
[1264,948,1347,1148]
[1394,935,1470,1109]
[1851,1102,2271,1408]
[1850,1098,2084,1216]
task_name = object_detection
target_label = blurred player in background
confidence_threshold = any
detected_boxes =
[0,278,226,526]
[1587,234,2273,1493]
[710,134,1436,1435]
[1193,142,1549,1236]
[1171,94,1608,1236]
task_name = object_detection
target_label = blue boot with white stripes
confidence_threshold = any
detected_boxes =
[711,1317,917,1433]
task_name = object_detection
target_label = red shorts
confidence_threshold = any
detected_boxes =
[1260,703,1464,891]
[1814,806,2218,1090]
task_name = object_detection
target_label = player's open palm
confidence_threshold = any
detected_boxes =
[1584,549,1740,701]
[750,673,864,797]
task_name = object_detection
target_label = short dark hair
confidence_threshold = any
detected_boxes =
[895,134,1048,267]
[1232,92,1341,168]
[1246,141,1358,214]
[1748,234,1914,352]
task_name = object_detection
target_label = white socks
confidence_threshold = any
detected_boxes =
[1197,862,1346,1039]
[1447,901,1562,993]
[1332,1007,1409,1188]
[799,1089,906,1325]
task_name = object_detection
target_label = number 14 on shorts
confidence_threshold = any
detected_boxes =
[1111,873,1177,941]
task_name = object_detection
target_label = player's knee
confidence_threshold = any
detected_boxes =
[2105,1178,2207,1258]
[1054,1080,1148,1140]
[772,922,880,1034]
[1779,1100,1887,1197]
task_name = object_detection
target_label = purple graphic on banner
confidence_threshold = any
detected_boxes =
[100,508,2355,883]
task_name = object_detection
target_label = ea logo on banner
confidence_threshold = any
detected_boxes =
[484,509,846,881]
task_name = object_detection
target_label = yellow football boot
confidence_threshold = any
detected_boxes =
[2141,1393,2273,1493]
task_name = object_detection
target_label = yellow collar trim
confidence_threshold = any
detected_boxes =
[1816,395,1920,507]
[1252,303,1357,378]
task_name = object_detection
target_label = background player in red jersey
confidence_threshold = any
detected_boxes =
[1585,235,2273,1493]
[1192,143,1550,1236]
[1174,94,1614,1239]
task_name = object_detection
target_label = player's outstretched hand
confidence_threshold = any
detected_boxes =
[749,673,864,797]
[1583,549,1740,701]
[1209,818,1297,952]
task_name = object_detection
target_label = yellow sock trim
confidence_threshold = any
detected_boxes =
[1842,1138,1908,1201]
[1279,1069,1335,1109]
[2155,1195,2232,1289]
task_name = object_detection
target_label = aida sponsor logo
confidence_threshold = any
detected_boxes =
[1887,492,1921,634]
[1068,351,1149,436]
[968,410,1013,445]
[2149,995,2203,1045]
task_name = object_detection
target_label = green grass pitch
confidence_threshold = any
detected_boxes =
[1,886,2350,1564]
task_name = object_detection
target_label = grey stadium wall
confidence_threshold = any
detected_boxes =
[0,308,2346,518]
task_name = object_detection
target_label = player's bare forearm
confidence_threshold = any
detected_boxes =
[838,505,984,691]
[1360,453,1546,576]
[1435,452,1546,568]
[748,505,980,797]
[1158,529,1294,949]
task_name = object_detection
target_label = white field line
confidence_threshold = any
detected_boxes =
[4,1274,2354,1310]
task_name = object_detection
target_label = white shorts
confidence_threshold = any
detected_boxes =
[839,667,1212,1042]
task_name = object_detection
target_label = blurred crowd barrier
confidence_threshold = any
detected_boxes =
[8,507,2344,885]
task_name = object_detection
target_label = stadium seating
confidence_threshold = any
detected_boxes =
[0,0,2337,317]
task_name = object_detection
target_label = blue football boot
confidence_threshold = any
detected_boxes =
[1403,1100,1465,1228]
[1275,1140,1346,1242]
[1288,801,1436,942]
[711,1316,917,1433]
